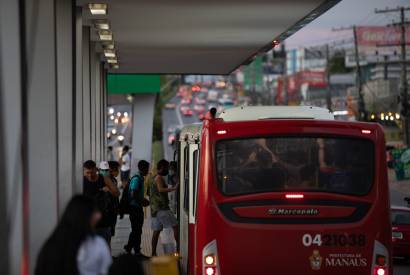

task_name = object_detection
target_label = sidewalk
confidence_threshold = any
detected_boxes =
[388,168,410,195]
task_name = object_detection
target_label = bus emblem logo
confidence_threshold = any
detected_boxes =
[309,250,323,270]
[267,208,319,215]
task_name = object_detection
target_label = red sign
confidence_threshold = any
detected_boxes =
[298,71,326,88]
[356,26,410,47]
[275,70,326,105]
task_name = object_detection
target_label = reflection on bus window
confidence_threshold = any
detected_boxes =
[215,137,374,196]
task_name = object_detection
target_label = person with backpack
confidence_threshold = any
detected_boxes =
[122,160,150,256]
[83,160,120,245]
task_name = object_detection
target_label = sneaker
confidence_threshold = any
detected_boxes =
[134,252,150,259]
[123,245,132,254]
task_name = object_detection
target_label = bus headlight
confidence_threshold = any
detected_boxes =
[392,231,403,240]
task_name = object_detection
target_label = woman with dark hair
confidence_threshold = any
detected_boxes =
[35,195,112,275]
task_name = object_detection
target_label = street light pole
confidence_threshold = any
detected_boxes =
[325,44,332,112]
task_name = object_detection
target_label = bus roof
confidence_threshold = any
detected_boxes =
[218,106,334,122]
[179,123,202,143]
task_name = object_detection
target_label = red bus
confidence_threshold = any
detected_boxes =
[176,106,392,275]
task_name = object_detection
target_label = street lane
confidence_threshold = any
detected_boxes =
[162,96,180,160]
[162,94,202,160]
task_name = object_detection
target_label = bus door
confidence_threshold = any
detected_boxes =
[179,142,199,275]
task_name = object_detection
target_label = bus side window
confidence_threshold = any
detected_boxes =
[183,146,189,212]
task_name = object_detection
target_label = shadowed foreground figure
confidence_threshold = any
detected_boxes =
[109,254,146,275]
[35,195,112,275]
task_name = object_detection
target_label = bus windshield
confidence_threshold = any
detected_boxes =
[391,210,410,225]
[215,136,374,196]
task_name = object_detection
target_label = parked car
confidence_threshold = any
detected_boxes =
[198,112,205,121]
[194,94,207,105]
[177,85,189,97]
[168,133,176,145]
[164,103,176,109]
[207,90,219,102]
[191,85,201,92]
[391,202,410,260]
[181,97,192,105]
[180,106,193,116]
[193,104,206,113]
[168,126,176,134]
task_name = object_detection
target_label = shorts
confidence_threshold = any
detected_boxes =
[151,210,178,231]
[121,170,130,181]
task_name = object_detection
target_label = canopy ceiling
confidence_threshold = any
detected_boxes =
[77,0,340,74]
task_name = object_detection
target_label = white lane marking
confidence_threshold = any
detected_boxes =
[175,102,183,126]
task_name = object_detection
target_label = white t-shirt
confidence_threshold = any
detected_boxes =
[121,153,131,171]
[77,236,112,275]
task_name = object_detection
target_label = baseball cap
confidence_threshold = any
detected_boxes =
[99,161,109,170]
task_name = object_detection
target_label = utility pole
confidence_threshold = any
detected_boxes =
[333,26,367,120]
[283,44,288,105]
[375,6,410,145]
[352,26,368,121]
[325,44,332,111]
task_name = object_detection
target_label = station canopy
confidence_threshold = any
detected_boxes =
[78,0,339,75]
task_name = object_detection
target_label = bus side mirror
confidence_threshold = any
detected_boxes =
[404,197,410,207]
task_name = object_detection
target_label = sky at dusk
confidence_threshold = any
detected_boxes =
[286,0,410,48]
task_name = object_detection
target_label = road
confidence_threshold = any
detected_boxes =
[161,95,410,274]
[162,94,203,160]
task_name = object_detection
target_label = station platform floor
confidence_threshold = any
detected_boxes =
[111,210,166,257]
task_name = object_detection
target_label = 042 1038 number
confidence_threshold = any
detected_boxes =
[322,234,366,247]
[302,233,366,247]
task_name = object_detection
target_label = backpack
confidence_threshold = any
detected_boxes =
[119,174,141,218]
[95,190,116,227]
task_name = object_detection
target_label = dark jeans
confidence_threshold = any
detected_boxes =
[126,206,144,253]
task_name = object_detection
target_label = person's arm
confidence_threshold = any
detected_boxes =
[317,139,327,169]
[129,177,147,203]
[156,176,177,193]
[103,176,120,197]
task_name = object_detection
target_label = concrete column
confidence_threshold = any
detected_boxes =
[90,46,97,161]
[56,0,74,213]
[74,7,84,192]
[0,1,23,274]
[82,27,91,161]
[131,94,156,173]
[101,66,106,160]
[102,68,108,160]
[25,0,59,271]
[94,55,101,162]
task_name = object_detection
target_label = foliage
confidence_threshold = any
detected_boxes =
[329,56,351,74]
[152,76,177,141]
[151,140,163,166]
